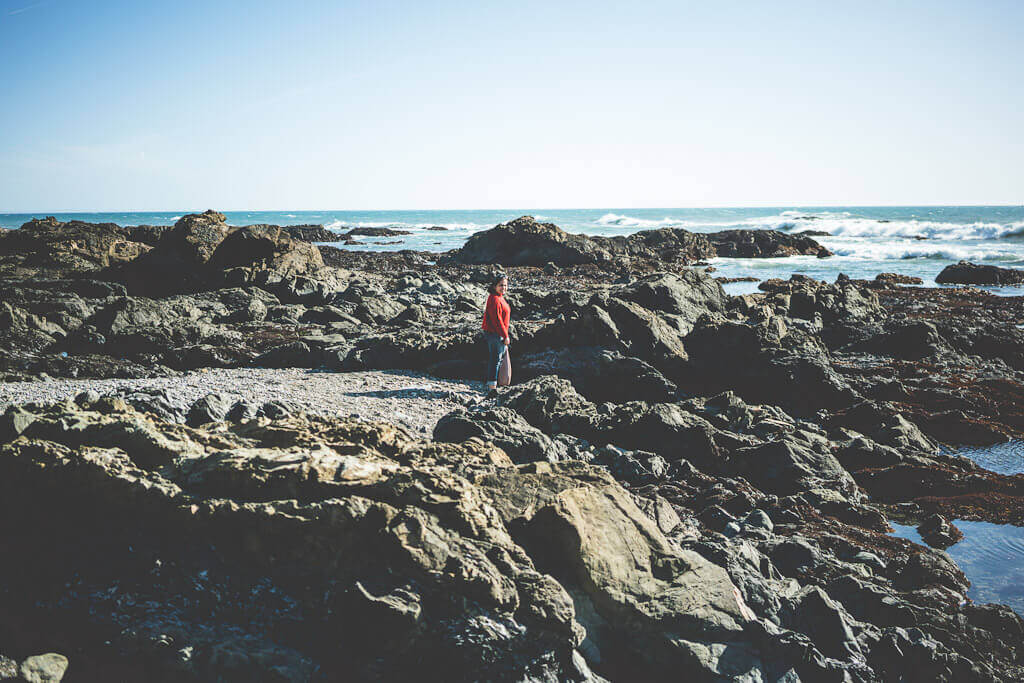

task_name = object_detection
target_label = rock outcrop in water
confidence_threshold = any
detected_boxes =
[936,260,1024,286]
[706,229,833,258]
[2,213,1024,680]
[445,215,830,269]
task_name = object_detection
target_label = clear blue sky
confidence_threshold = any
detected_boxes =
[1,0,1021,211]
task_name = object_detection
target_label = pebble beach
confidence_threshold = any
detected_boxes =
[0,368,481,434]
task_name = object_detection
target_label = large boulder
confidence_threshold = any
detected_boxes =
[683,313,859,415]
[150,210,232,267]
[480,465,755,677]
[433,407,565,463]
[758,274,882,322]
[0,217,152,278]
[115,212,332,296]
[935,261,1024,286]
[445,216,715,268]
[515,348,678,403]
[208,224,324,279]
[615,271,728,329]
[114,211,233,294]
[706,229,832,258]
[446,215,614,267]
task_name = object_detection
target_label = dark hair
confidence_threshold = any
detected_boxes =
[488,273,508,295]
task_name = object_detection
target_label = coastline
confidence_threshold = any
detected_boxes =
[1,211,1023,681]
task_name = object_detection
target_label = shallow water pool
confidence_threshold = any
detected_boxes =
[954,440,1024,476]
[890,520,1024,616]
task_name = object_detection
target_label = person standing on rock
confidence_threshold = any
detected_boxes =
[482,274,511,390]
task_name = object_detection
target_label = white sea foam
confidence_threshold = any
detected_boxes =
[810,219,1024,241]
[596,213,686,228]
[594,212,1024,241]
[821,239,1023,262]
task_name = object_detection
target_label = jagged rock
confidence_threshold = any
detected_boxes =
[18,654,68,683]
[0,401,768,681]
[0,654,16,679]
[113,212,331,297]
[706,229,832,258]
[434,407,564,463]
[758,274,881,322]
[591,445,668,484]
[109,387,186,423]
[684,314,859,415]
[116,211,231,294]
[0,406,36,442]
[278,224,339,242]
[916,514,964,549]
[447,216,617,267]
[898,548,969,593]
[515,348,678,403]
[936,260,1024,286]
[827,401,936,453]
[0,217,152,278]
[445,215,715,268]
[344,227,411,237]
[614,270,728,329]
[730,438,860,498]
[208,224,324,280]
[874,272,924,285]
[254,341,317,368]
[847,319,954,360]
[789,587,861,660]
[479,463,754,678]
[186,392,235,426]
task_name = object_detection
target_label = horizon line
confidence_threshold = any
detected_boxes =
[2,202,1024,215]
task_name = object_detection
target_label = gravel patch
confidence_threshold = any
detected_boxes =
[0,368,486,435]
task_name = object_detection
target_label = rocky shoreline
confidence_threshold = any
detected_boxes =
[2,212,1024,681]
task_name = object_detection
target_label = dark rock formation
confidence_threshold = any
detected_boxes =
[3,215,1024,680]
[446,215,628,267]
[278,224,340,242]
[1,401,761,682]
[446,217,832,269]
[936,260,1024,286]
[873,272,924,285]
[916,514,964,549]
[343,227,412,237]
[705,229,833,258]
[114,212,334,297]
[0,216,152,278]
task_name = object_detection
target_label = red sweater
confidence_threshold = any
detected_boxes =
[482,293,510,338]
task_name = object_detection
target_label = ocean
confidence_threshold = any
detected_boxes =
[3,206,1023,294]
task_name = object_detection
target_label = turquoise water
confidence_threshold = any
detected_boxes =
[890,520,1024,616]
[3,206,1024,292]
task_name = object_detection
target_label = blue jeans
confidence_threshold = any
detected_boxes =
[484,331,507,384]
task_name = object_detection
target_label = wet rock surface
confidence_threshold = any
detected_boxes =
[2,213,1024,681]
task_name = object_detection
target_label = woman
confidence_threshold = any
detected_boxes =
[481,274,511,390]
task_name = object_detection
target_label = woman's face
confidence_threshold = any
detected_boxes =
[496,278,508,294]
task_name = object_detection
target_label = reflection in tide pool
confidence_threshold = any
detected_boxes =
[954,440,1024,476]
[890,521,1024,617]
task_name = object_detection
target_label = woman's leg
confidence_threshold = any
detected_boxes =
[485,333,505,387]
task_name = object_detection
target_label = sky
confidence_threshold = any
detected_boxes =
[0,0,1021,211]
